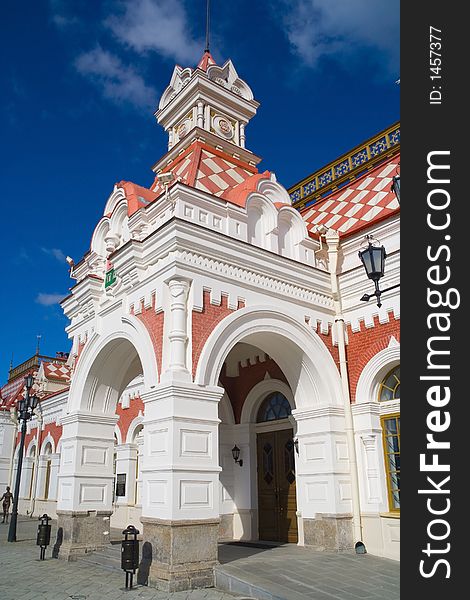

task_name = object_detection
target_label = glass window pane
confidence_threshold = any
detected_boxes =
[382,414,400,511]
[257,392,292,422]
[379,365,400,402]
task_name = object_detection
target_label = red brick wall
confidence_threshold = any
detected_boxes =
[135,294,164,377]
[116,396,144,442]
[347,313,400,402]
[16,422,63,453]
[220,358,288,424]
[192,291,243,378]
[314,323,340,371]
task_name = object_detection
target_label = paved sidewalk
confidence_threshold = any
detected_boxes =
[217,543,400,600]
[0,518,400,600]
[0,519,240,600]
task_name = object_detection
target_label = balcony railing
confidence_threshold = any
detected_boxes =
[288,122,400,211]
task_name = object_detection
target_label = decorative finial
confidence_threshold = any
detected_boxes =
[36,334,42,356]
[205,0,211,53]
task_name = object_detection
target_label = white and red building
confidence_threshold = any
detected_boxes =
[0,50,400,590]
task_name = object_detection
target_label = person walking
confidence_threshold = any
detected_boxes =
[1,486,14,523]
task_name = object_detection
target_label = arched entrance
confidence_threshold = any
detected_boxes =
[56,315,158,560]
[255,391,297,543]
[197,307,350,552]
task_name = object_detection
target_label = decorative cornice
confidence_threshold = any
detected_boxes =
[173,249,333,308]
[292,405,345,421]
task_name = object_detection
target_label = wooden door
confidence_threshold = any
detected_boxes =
[257,429,297,543]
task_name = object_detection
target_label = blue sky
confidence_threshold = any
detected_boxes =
[0,0,399,381]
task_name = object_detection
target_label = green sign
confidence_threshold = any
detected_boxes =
[105,268,116,288]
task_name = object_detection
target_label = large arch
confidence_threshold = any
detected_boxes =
[197,307,346,548]
[66,314,159,415]
[195,306,343,409]
[57,314,159,559]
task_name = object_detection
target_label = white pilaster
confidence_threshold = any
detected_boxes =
[141,383,223,522]
[352,402,388,513]
[292,406,352,518]
[56,411,118,513]
[114,443,138,505]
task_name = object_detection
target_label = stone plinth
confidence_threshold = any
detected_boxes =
[303,514,354,551]
[56,510,112,560]
[141,517,219,592]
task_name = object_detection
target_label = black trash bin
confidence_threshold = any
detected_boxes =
[121,525,140,589]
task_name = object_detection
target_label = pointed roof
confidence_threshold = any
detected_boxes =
[197,50,217,72]
[117,140,269,216]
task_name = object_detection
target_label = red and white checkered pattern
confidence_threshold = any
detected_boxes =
[195,149,255,197]
[43,362,71,381]
[0,376,25,407]
[302,157,400,237]
[151,142,257,200]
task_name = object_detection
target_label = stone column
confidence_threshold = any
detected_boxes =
[140,383,223,591]
[293,406,354,551]
[196,101,204,128]
[56,411,118,560]
[162,278,191,383]
[239,123,246,148]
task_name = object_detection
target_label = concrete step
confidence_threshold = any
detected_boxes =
[78,543,122,573]
[214,565,307,600]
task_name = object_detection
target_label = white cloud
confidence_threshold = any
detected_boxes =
[36,293,65,306]
[41,247,66,262]
[279,0,399,73]
[75,47,157,110]
[106,0,202,65]
[49,0,79,29]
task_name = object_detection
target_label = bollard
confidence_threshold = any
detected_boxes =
[37,514,52,560]
[121,525,140,590]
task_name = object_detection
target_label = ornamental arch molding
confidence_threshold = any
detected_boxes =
[125,414,144,444]
[66,314,159,415]
[40,434,56,455]
[195,306,343,409]
[219,391,236,426]
[240,378,294,425]
[355,344,400,404]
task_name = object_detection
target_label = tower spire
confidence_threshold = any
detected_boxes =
[205,0,211,53]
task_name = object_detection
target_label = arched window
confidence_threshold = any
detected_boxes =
[379,365,400,512]
[257,392,292,423]
[43,442,52,501]
[378,365,400,402]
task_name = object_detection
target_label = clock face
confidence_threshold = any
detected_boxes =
[177,118,192,139]
[213,115,234,140]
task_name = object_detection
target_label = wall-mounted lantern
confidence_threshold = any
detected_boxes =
[231,445,243,467]
[358,235,399,308]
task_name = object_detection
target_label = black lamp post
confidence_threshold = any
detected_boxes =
[8,374,39,543]
[358,236,399,308]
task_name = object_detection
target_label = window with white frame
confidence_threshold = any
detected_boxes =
[379,365,400,512]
